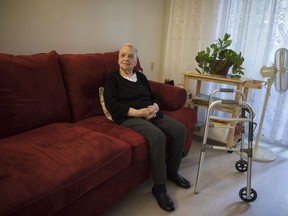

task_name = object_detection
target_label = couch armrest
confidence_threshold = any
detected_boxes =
[149,80,187,111]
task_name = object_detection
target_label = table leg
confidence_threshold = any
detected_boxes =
[227,84,242,147]
[243,87,249,100]
[183,75,189,90]
[196,80,201,96]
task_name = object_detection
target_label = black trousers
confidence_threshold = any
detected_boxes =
[121,114,186,185]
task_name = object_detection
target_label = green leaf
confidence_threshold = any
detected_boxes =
[195,68,201,74]
[224,33,230,40]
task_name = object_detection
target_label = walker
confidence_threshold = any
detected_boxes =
[194,88,257,202]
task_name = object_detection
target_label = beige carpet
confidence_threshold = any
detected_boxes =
[103,138,288,216]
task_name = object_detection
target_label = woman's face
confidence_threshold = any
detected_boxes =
[118,45,137,72]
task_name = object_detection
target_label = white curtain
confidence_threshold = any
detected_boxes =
[163,0,288,146]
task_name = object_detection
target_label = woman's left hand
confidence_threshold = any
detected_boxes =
[146,103,159,120]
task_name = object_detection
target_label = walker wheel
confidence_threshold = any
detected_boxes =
[239,187,257,202]
[235,160,248,172]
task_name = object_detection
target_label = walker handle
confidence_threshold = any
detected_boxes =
[221,100,239,105]
[220,88,234,93]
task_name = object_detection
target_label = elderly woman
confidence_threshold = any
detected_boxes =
[104,44,191,212]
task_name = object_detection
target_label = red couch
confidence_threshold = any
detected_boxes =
[0,50,197,216]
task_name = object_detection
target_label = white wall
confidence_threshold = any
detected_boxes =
[0,0,168,81]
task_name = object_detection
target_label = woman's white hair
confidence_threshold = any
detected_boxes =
[120,43,138,57]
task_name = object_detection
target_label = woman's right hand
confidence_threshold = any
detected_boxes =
[128,107,155,119]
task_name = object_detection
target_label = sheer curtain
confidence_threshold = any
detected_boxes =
[163,0,288,146]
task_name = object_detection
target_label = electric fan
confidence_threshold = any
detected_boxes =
[254,48,288,162]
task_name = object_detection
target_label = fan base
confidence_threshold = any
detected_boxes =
[253,146,276,162]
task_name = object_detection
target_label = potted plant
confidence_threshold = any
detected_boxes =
[195,33,244,78]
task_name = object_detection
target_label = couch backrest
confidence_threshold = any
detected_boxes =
[0,51,71,138]
[0,50,142,138]
[59,51,142,122]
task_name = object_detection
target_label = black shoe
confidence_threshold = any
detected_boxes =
[168,173,191,189]
[152,186,175,212]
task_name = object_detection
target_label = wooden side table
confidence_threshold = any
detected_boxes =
[183,71,263,147]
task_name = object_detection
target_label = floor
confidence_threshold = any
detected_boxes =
[102,138,288,216]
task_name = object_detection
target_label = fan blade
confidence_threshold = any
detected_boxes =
[274,48,288,93]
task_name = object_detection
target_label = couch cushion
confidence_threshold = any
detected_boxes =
[0,123,131,216]
[0,51,71,138]
[59,53,107,121]
[75,116,149,163]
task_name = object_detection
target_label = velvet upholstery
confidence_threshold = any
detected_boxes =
[149,80,187,111]
[0,50,197,216]
[59,53,107,121]
[54,161,151,216]
[0,51,70,138]
[75,116,149,163]
[0,123,131,216]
